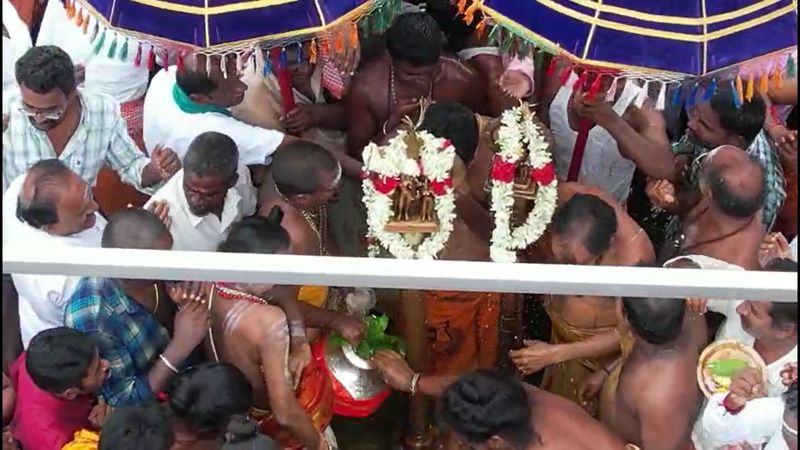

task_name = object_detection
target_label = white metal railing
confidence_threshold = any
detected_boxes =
[2,245,796,302]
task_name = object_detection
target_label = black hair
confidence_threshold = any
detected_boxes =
[703,162,765,219]
[420,102,479,164]
[386,13,443,66]
[25,327,96,394]
[218,208,290,255]
[98,402,175,450]
[424,0,478,52]
[763,258,798,332]
[15,159,72,229]
[176,56,217,97]
[271,140,338,197]
[709,83,766,147]
[439,370,534,448]
[166,363,253,439]
[15,45,76,95]
[101,208,171,249]
[552,194,618,256]
[785,381,797,418]
[184,131,239,179]
[622,296,686,346]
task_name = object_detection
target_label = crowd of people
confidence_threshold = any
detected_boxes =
[2,0,798,449]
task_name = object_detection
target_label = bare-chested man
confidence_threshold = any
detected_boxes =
[345,12,488,158]
[511,183,654,414]
[372,352,630,450]
[581,294,705,450]
[205,213,365,450]
[652,144,767,269]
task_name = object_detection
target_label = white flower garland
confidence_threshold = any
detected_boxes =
[362,130,457,260]
[489,106,559,263]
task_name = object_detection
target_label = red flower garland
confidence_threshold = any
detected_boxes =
[430,178,453,196]
[531,163,556,185]
[491,158,516,183]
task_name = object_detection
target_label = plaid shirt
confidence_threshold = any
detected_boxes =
[672,131,786,230]
[2,90,153,193]
[64,278,170,407]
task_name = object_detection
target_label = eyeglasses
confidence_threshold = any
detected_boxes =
[18,105,66,121]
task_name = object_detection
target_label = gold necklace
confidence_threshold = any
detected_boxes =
[275,182,327,255]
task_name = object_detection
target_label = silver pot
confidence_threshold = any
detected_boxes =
[324,338,388,400]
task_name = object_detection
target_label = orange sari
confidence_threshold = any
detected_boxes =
[250,339,334,450]
[423,290,501,375]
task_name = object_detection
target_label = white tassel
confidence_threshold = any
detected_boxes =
[220,53,228,79]
[235,52,243,75]
[655,81,667,111]
[205,54,211,78]
[635,80,649,109]
[605,77,618,102]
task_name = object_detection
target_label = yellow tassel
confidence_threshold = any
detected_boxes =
[309,39,318,64]
[463,1,480,25]
[759,72,769,96]
[349,22,359,48]
[334,30,345,54]
[745,73,754,102]
[457,0,468,15]
[475,16,487,39]
[736,74,744,103]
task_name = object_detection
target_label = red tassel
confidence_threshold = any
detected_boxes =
[588,73,604,98]
[161,47,169,71]
[558,65,573,86]
[134,42,143,67]
[572,70,589,92]
[546,57,558,76]
[147,47,156,71]
[177,52,185,73]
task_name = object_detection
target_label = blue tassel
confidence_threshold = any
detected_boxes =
[295,43,303,64]
[279,47,287,68]
[703,78,717,102]
[263,50,272,76]
[730,80,742,108]
[685,82,699,108]
[671,84,683,106]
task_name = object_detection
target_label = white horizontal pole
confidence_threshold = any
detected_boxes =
[1,245,796,302]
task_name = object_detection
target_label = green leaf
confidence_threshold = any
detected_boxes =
[708,359,748,377]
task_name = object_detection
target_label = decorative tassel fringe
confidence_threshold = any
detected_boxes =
[320,38,330,57]
[787,55,796,78]
[736,75,744,104]
[745,73,755,102]
[81,12,89,34]
[147,47,156,72]
[545,56,558,76]
[671,83,683,106]
[178,52,186,74]
[758,73,769,96]
[686,82,699,108]
[134,42,143,67]
[162,48,169,71]
[92,29,106,54]
[605,77,618,102]
[263,50,272,76]
[475,16,487,39]
[119,38,129,61]
[221,53,228,79]
[655,82,666,111]
[487,24,502,47]
[251,50,257,73]
[309,39,318,64]
[235,52,242,74]
[106,35,117,59]
[349,22,359,48]
[456,0,468,15]
[558,65,572,86]
[89,21,99,43]
[703,78,717,102]
[74,7,84,26]
[572,71,589,92]
[334,30,345,54]
[279,47,287,68]
[463,0,480,25]
[634,80,649,108]
[587,73,603,98]
[66,0,75,19]
[773,67,784,91]
[731,80,742,108]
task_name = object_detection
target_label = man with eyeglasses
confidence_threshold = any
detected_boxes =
[2,46,180,196]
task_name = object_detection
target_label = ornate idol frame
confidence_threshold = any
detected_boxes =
[488,103,558,262]
[361,124,457,260]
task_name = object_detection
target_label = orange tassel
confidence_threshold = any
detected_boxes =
[772,68,784,91]
[457,0,468,15]
[463,1,480,25]
[758,72,769,96]
[309,39,318,64]
[735,74,744,103]
[475,16,487,39]
[74,6,84,26]
[745,73,755,102]
[82,12,90,34]
[334,30,345,54]
[349,22,359,48]
[66,0,75,19]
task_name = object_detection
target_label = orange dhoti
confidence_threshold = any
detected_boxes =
[423,291,501,375]
[250,339,334,450]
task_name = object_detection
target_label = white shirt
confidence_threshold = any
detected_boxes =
[2,0,31,115]
[700,393,786,448]
[35,0,149,103]
[144,168,256,252]
[143,67,284,166]
[3,174,106,347]
[790,236,797,262]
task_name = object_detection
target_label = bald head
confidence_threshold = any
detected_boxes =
[701,145,765,219]
[102,208,172,250]
[17,159,73,228]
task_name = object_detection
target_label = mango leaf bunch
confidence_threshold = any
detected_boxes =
[330,314,406,359]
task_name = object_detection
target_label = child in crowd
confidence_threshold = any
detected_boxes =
[6,327,110,449]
